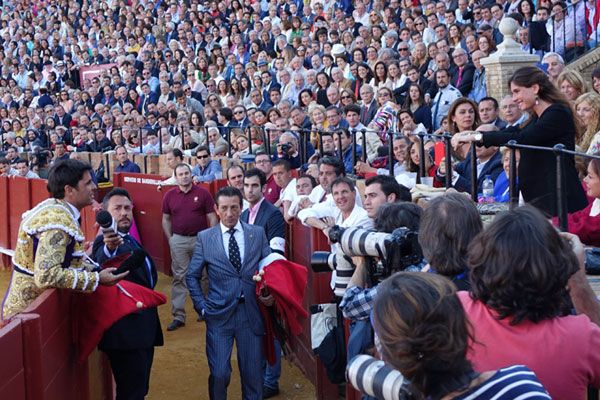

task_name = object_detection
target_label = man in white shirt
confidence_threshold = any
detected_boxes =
[297,157,363,213]
[272,160,297,221]
[15,158,40,179]
[297,176,372,234]
[431,68,462,131]
[500,96,528,127]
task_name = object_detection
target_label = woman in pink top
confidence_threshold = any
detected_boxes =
[462,206,600,399]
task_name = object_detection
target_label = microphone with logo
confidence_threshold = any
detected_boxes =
[96,210,117,235]
[95,210,145,275]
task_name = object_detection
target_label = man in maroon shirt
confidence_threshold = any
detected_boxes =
[255,152,281,204]
[162,163,218,331]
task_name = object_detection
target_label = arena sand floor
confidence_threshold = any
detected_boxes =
[0,269,315,399]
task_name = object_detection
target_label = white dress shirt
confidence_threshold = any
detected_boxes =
[220,221,245,261]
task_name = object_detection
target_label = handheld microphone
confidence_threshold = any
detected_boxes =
[96,210,117,235]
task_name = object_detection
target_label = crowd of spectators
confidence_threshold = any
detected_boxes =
[1,0,600,398]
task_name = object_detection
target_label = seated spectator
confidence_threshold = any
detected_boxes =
[0,157,17,176]
[436,126,503,194]
[15,158,40,179]
[464,206,600,399]
[191,146,223,183]
[298,176,372,236]
[333,128,362,175]
[370,272,550,399]
[142,131,161,155]
[494,147,520,203]
[561,158,600,246]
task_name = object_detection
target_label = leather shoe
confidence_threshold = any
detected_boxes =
[166,320,185,331]
[262,385,279,399]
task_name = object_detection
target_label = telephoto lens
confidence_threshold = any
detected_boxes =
[346,355,414,400]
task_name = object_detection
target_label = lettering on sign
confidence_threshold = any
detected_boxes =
[123,176,163,185]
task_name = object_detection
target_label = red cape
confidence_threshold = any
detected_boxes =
[256,259,308,364]
[73,281,166,362]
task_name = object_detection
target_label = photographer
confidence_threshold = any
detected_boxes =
[274,132,302,169]
[340,202,424,322]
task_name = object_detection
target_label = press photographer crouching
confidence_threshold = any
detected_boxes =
[350,272,550,399]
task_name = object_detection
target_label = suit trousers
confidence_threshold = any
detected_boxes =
[169,234,207,322]
[206,303,264,400]
[105,347,155,400]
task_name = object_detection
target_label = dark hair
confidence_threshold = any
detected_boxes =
[102,187,132,209]
[244,167,266,186]
[365,175,411,202]
[468,205,579,324]
[298,174,317,188]
[344,103,361,115]
[330,176,355,192]
[169,148,184,159]
[448,98,480,134]
[318,156,345,177]
[196,145,210,155]
[480,96,499,110]
[508,66,571,111]
[373,272,474,396]
[374,202,422,232]
[47,159,93,199]
[0,157,8,165]
[175,162,191,174]
[272,159,291,171]
[215,186,244,206]
[419,193,482,276]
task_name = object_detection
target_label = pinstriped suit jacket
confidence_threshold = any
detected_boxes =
[186,222,271,335]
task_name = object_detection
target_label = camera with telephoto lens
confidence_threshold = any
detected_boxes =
[347,355,414,400]
[310,226,422,297]
[280,143,292,154]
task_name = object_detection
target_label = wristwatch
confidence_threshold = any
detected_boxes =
[473,133,483,143]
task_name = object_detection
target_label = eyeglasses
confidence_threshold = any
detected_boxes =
[255,159,271,164]
[197,154,210,159]
[234,110,244,114]
[398,48,409,52]
[341,96,351,99]
[415,22,424,26]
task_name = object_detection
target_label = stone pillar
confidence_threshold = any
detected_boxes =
[480,18,539,101]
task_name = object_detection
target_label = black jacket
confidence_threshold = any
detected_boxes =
[241,200,285,254]
[93,234,164,350]
[481,104,587,216]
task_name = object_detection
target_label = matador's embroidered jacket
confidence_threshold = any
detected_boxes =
[2,198,99,320]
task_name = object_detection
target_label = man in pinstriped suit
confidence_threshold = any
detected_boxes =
[186,186,272,400]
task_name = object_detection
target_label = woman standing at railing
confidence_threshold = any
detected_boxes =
[452,66,587,217]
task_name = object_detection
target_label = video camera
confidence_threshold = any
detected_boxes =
[310,226,422,297]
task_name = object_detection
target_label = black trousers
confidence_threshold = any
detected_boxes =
[104,347,155,400]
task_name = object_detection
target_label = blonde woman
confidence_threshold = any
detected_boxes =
[557,70,588,102]
[575,92,600,153]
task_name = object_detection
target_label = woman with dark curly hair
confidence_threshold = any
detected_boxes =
[370,272,549,399]
[463,205,600,399]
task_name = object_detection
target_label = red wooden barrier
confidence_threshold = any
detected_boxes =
[287,222,339,400]
[0,290,113,400]
[0,319,27,399]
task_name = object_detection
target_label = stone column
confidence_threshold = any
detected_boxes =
[480,18,539,101]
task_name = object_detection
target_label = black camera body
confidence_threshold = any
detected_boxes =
[310,226,423,296]
[280,143,292,154]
